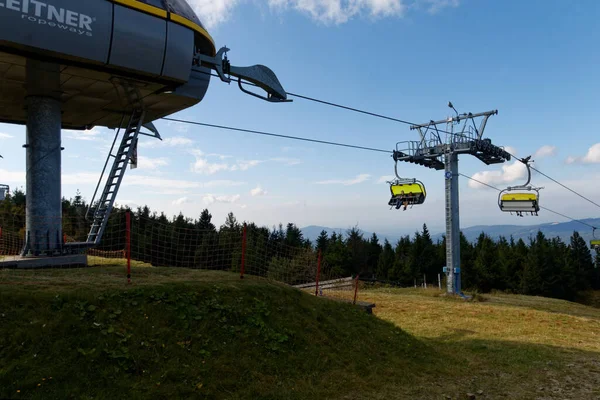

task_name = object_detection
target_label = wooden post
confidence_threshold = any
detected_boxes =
[353,275,360,305]
[240,223,247,279]
[315,250,322,296]
[126,210,131,284]
[424,274,427,289]
[438,273,441,290]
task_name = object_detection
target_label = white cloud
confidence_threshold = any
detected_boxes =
[125,176,202,190]
[62,172,103,185]
[202,194,241,205]
[140,136,193,148]
[64,127,103,141]
[136,156,169,170]
[468,161,527,189]
[534,145,557,159]
[420,0,459,14]
[191,157,230,174]
[565,143,600,165]
[187,0,240,28]
[231,160,263,171]
[316,173,371,186]
[114,199,138,208]
[189,0,459,28]
[190,149,263,174]
[0,132,14,139]
[582,143,600,164]
[0,169,25,183]
[250,186,268,196]
[269,0,406,24]
[124,176,246,190]
[376,175,395,184]
[565,156,578,165]
[206,153,233,160]
[172,196,191,206]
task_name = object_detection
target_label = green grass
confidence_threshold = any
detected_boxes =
[0,267,436,400]
[1,267,599,399]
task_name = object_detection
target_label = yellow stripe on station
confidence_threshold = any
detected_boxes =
[169,13,216,55]
[501,193,537,202]
[112,0,168,18]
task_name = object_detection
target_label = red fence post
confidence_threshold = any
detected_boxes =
[353,274,360,305]
[240,223,247,279]
[126,210,131,284]
[315,250,322,296]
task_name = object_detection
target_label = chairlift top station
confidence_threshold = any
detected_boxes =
[0,0,289,262]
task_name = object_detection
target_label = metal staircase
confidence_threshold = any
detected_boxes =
[87,109,143,244]
[65,82,145,250]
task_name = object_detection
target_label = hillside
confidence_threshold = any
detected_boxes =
[1,267,600,399]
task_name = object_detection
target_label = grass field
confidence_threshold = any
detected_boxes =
[1,266,599,399]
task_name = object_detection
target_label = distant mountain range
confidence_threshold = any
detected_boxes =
[301,218,600,246]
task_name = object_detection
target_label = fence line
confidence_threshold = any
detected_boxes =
[0,211,361,302]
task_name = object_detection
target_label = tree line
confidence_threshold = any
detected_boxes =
[1,189,599,300]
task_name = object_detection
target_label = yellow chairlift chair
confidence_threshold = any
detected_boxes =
[388,162,426,210]
[498,156,542,217]
[591,228,600,250]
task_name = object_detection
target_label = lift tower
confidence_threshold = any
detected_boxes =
[393,104,511,294]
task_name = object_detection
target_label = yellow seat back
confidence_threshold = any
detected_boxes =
[390,183,425,197]
[500,192,537,202]
[591,240,600,248]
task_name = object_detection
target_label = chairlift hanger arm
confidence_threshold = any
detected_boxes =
[193,47,291,103]
[410,110,498,130]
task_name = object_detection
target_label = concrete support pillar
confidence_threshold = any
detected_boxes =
[21,60,62,256]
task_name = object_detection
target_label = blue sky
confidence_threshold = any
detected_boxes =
[1,0,600,237]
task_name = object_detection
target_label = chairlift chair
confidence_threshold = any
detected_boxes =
[388,162,426,210]
[498,156,542,216]
[591,228,600,250]
[0,184,8,201]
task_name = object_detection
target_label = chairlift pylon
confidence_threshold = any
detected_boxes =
[498,156,542,217]
[388,161,426,211]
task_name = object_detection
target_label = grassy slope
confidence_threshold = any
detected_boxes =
[1,267,599,399]
[361,288,600,399]
[0,267,435,400]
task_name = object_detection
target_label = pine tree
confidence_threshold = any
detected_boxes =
[376,239,394,280]
[568,231,594,291]
[472,232,499,292]
[197,209,216,232]
[285,223,304,248]
[367,233,382,277]
[316,230,329,255]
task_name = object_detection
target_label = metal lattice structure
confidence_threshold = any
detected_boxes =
[394,105,511,294]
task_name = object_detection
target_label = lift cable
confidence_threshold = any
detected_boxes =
[459,173,599,230]
[195,70,455,133]
[161,117,392,154]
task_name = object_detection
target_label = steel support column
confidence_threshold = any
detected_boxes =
[444,151,461,294]
[22,60,62,256]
